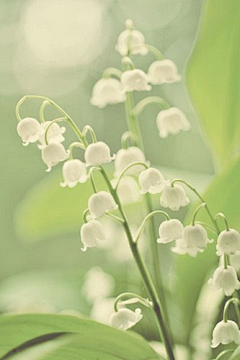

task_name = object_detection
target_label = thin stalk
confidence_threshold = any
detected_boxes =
[100,167,175,360]
[124,92,144,149]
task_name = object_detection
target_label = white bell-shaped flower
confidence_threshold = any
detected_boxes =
[139,167,167,194]
[61,159,88,188]
[82,267,114,300]
[216,229,240,256]
[17,117,43,146]
[171,224,212,257]
[113,176,141,205]
[116,29,148,56]
[156,107,191,138]
[80,220,106,252]
[148,59,181,85]
[84,141,114,167]
[41,143,69,172]
[88,191,118,219]
[90,78,126,108]
[208,265,240,296]
[211,320,240,348]
[121,69,151,92]
[160,183,189,211]
[110,308,143,330]
[38,121,65,148]
[114,147,147,177]
[229,251,240,272]
[157,219,184,244]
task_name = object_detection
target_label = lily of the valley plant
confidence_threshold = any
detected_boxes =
[16,20,240,360]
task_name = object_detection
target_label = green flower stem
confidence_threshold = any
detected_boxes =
[106,212,124,224]
[233,291,240,325]
[121,131,137,149]
[82,125,97,143]
[171,179,220,234]
[215,213,230,231]
[102,67,122,79]
[223,253,229,270]
[68,142,86,159]
[223,298,240,322]
[114,161,149,190]
[44,117,67,145]
[100,166,175,360]
[132,96,170,117]
[15,95,88,148]
[82,209,90,223]
[124,92,144,149]
[89,167,99,193]
[39,100,49,123]
[215,350,234,360]
[114,292,153,312]
[135,210,170,243]
[145,44,164,60]
[191,203,206,226]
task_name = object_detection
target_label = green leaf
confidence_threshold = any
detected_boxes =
[187,0,240,164]
[0,314,163,359]
[229,346,240,360]
[172,156,240,344]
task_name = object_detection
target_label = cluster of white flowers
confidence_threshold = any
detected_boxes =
[90,19,190,139]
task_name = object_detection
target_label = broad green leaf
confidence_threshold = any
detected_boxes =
[187,0,240,164]
[0,314,163,359]
[172,156,240,344]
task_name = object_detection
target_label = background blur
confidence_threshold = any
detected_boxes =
[0,0,213,326]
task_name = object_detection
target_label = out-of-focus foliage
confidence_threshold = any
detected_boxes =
[187,0,240,165]
[0,314,163,359]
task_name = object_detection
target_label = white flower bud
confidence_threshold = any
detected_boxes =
[61,159,88,188]
[157,219,184,244]
[17,117,43,146]
[113,176,141,205]
[88,191,118,219]
[84,141,114,167]
[114,147,147,177]
[82,267,114,300]
[171,224,212,257]
[148,59,181,85]
[156,107,191,138]
[41,143,69,172]
[80,220,106,252]
[216,229,240,256]
[110,308,143,330]
[116,29,148,56]
[121,69,151,92]
[160,184,189,211]
[90,78,126,108]
[139,168,167,194]
[38,121,66,147]
[211,320,240,348]
[208,265,240,296]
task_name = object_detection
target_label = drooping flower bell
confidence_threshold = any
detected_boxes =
[90,78,126,108]
[113,176,141,205]
[88,191,118,219]
[121,69,151,92]
[171,224,212,257]
[157,219,184,244]
[41,143,69,172]
[17,117,43,146]
[110,308,143,330]
[156,107,190,138]
[211,320,240,348]
[208,265,240,296]
[61,159,88,188]
[160,183,189,211]
[84,141,114,167]
[138,167,167,194]
[115,28,148,57]
[148,59,181,85]
[216,229,240,256]
[38,121,66,148]
[114,147,147,177]
[80,220,106,252]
